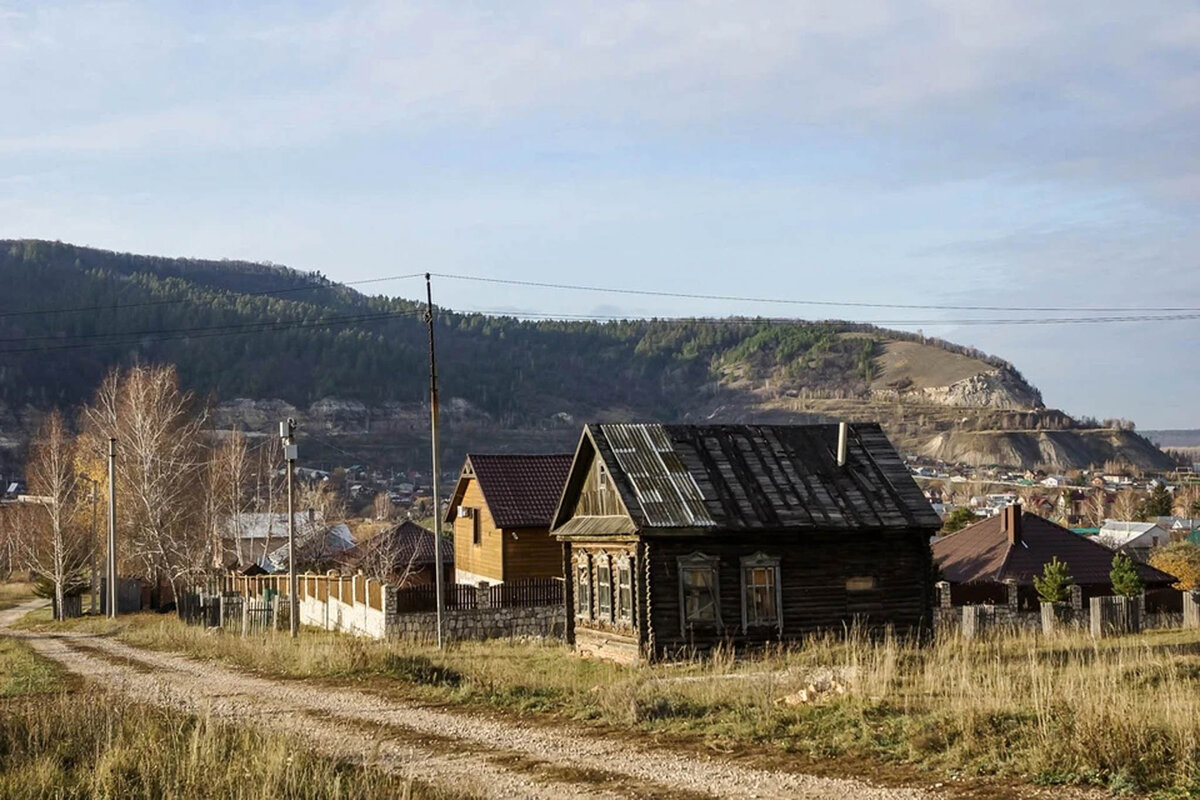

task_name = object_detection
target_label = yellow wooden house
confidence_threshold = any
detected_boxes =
[444,453,573,585]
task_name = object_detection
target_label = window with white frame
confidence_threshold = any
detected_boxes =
[616,555,633,624]
[575,555,592,619]
[678,552,721,634]
[596,555,613,619]
[740,552,782,632]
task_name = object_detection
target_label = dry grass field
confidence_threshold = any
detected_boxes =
[0,615,453,799]
[26,611,1200,798]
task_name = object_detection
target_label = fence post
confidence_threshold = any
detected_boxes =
[935,580,951,609]
[242,596,249,638]
[1185,591,1200,629]
[477,581,491,610]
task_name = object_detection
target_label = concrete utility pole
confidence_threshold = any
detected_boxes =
[107,438,117,619]
[84,477,98,615]
[425,273,446,649]
[281,418,299,637]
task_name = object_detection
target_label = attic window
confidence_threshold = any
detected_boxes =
[598,465,608,488]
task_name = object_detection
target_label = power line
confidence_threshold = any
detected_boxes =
[454,307,1200,326]
[1,299,1196,358]
[0,308,426,355]
[431,272,1200,314]
[0,271,425,320]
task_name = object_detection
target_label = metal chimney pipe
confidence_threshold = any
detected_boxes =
[837,422,848,467]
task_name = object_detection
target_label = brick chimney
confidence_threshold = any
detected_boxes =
[1000,502,1022,546]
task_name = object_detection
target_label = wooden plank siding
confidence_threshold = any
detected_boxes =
[502,526,564,581]
[573,453,629,518]
[452,478,504,582]
[644,532,933,656]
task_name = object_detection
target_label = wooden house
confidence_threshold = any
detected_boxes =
[340,520,454,587]
[934,505,1177,609]
[445,453,574,585]
[550,422,942,663]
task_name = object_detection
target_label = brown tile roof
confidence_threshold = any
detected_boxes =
[343,520,452,568]
[450,453,574,529]
[932,509,1176,587]
[557,422,940,533]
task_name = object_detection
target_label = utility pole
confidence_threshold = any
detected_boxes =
[425,273,445,649]
[107,438,117,619]
[281,418,299,637]
[87,478,98,615]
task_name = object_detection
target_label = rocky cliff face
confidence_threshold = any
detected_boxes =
[909,368,1043,410]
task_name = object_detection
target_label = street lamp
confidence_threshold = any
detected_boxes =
[280,419,298,637]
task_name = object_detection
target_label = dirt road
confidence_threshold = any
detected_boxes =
[1,602,944,799]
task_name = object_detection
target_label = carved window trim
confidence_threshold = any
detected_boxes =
[739,552,782,633]
[677,552,722,637]
[615,552,634,624]
[574,553,592,620]
[595,553,613,620]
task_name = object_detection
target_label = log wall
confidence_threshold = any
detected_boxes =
[643,530,933,655]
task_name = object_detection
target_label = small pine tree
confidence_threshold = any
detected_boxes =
[1110,553,1145,598]
[939,506,976,536]
[1142,482,1173,519]
[1033,557,1073,603]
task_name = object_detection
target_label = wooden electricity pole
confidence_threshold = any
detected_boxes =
[425,273,446,649]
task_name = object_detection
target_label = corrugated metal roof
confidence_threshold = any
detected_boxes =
[602,423,716,528]
[585,422,940,533]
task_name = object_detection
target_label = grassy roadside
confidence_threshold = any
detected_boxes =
[0,581,36,611]
[0,627,461,799]
[27,611,1200,798]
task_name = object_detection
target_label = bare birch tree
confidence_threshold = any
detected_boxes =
[209,428,254,568]
[83,365,208,600]
[18,411,91,619]
[1112,488,1141,522]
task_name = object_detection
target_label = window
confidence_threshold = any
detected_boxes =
[575,556,592,619]
[740,553,782,632]
[468,508,481,545]
[616,555,633,623]
[678,552,721,635]
[596,556,613,619]
[598,465,608,488]
[846,576,876,592]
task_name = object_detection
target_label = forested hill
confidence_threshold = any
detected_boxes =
[0,239,1036,423]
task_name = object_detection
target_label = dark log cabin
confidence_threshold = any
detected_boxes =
[551,422,942,663]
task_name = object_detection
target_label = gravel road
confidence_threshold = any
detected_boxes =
[1,602,940,799]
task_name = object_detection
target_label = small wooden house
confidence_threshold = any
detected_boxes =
[341,520,454,587]
[445,453,574,585]
[551,422,942,663]
[933,505,1177,609]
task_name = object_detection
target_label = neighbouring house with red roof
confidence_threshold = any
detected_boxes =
[932,504,1178,611]
[444,453,574,585]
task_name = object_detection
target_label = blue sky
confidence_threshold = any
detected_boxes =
[2,1,1198,428]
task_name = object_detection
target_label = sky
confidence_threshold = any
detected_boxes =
[2,1,1198,428]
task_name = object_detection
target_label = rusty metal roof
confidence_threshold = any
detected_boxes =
[580,422,940,533]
